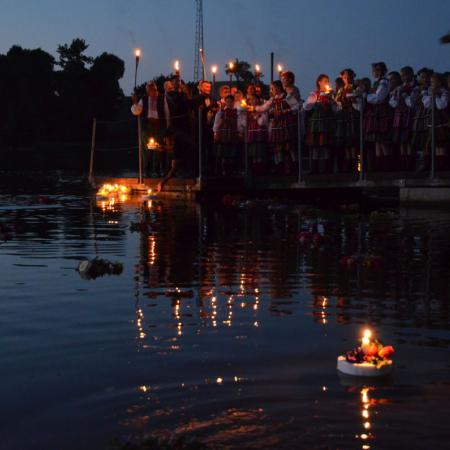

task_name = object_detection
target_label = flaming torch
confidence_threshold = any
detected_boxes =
[228,61,234,84]
[211,65,218,88]
[277,64,283,80]
[134,48,141,91]
[255,64,261,84]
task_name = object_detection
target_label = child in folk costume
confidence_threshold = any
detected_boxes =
[213,94,245,176]
[407,68,432,171]
[389,66,417,170]
[303,74,336,174]
[364,62,392,171]
[335,69,359,172]
[246,94,269,175]
[255,80,295,175]
[423,73,450,170]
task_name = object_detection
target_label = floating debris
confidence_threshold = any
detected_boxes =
[77,258,123,280]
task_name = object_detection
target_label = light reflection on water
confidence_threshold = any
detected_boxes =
[0,185,450,450]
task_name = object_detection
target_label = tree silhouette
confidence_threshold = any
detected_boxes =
[225,58,256,83]
[57,38,93,70]
[440,32,450,44]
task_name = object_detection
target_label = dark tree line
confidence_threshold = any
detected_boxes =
[0,38,125,149]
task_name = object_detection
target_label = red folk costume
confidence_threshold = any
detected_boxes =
[247,111,268,144]
[364,78,392,142]
[213,108,240,144]
[266,95,292,145]
[390,81,416,143]
[304,91,335,147]
[335,85,359,148]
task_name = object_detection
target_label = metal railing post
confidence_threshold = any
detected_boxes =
[297,109,303,183]
[88,117,97,184]
[359,98,365,181]
[198,108,203,188]
[244,110,249,182]
[137,115,143,184]
[430,91,436,180]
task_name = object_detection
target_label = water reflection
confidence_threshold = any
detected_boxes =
[1,186,450,450]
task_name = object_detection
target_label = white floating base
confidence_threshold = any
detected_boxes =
[337,355,393,377]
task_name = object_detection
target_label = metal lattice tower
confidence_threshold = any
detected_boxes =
[194,0,204,82]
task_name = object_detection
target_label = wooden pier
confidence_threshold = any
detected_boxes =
[90,171,450,205]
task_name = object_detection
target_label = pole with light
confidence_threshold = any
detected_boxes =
[255,64,261,85]
[134,49,141,91]
[211,65,217,88]
[228,61,234,84]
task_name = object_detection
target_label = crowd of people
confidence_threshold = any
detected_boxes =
[131,62,450,188]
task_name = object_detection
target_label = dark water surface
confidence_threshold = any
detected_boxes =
[1,180,450,450]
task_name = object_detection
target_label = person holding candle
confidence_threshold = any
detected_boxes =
[213,94,245,176]
[364,62,391,171]
[303,74,336,174]
[131,81,165,177]
[423,72,450,171]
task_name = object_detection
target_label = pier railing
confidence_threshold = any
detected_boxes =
[88,98,443,186]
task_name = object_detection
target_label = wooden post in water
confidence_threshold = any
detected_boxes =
[88,117,97,184]
[198,107,203,188]
[297,110,303,184]
[430,91,436,180]
[137,115,143,184]
[359,99,365,181]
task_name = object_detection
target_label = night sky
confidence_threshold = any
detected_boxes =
[1,0,450,95]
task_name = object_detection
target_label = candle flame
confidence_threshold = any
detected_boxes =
[240,99,248,108]
[174,60,180,72]
[325,84,332,93]
[362,329,372,346]
[147,137,157,150]
[277,64,283,72]
[255,64,261,73]
[135,49,141,58]
[228,61,234,70]
[211,65,218,74]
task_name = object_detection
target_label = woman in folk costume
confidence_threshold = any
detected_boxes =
[255,80,293,175]
[213,94,245,176]
[334,69,359,172]
[389,66,417,171]
[303,74,336,174]
[281,71,302,175]
[407,68,432,171]
[364,62,392,171]
[246,93,269,175]
[423,72,450,171]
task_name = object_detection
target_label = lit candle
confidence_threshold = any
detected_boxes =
[361,329,372,353]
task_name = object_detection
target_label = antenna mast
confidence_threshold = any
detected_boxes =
[194,0,204,82]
